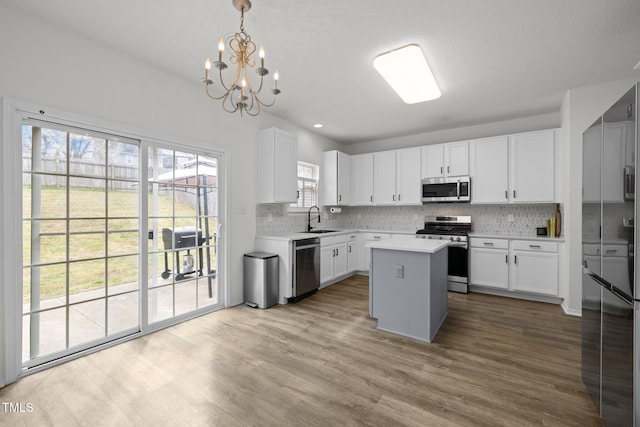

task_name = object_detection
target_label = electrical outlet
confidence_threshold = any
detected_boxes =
[395,264,404,278]
[268,213,273,222]
[508,214,514,222]
[413,214,418,220]
[357,213,362,219]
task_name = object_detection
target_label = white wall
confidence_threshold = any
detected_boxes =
[0,2,342,384]
[560,77,640,314]
[344,112,560,154]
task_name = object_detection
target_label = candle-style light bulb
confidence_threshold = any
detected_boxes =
[205,57,211,70]
[259,46,265,68]
[274,70,279,81]
[241,78,247,88]
[218,38,224,62]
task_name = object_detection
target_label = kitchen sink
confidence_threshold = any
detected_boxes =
[306,229,337,234]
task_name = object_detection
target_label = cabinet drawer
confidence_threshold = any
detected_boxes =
[512,240,558,252]
[320,236,334,247]
[470,238,508,250]
[583,243,601,256]
[602,244,628,257]
[333,234,348,244]
[360,233,390,241]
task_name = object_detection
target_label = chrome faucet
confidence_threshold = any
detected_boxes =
[307,206,321,232]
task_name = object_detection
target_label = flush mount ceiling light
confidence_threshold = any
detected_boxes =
[373,44,441,104]
[202,0,280,116]
[313,123,324,128]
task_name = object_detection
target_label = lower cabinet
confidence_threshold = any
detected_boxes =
[470,237,559,297]
[347,233,358,273]
[320,235,348,287]
[469,238,509,289]
[511,240,559,295]
[357,233,390,272]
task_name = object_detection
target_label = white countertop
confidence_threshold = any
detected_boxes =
[468,232,565,242]
[256,229,412,241]
[366,238,449,254]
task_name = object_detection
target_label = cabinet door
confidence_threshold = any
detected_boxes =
[322,151,338,206]
[274,129,298,203]
[320,245,334,284]
[602,123,625,203]
[373,151,397,205]
[509,130,555,203]
[347,242,358,273]
[469,136,509,203]
[445,141,469,177]
[469,247,509,289]
[337,151,350,205]
[396,147,422,205]
[334,242,348,278]
[421,144,444,179]
[511,250,558,295]
[582,125,602,203]
[350,153,374,205]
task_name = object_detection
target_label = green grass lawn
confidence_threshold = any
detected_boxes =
[23,187,217,302]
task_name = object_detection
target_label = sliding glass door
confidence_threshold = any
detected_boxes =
[147,147,220,324]
[19,119,224,369]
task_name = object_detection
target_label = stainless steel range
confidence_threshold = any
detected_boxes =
[416,216,471,293]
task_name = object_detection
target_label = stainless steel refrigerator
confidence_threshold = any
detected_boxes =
[582,84,638,426]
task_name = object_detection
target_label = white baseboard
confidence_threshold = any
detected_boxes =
[561,301,581,317]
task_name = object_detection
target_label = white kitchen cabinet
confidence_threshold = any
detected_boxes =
[322,150,350,206]
[469,238,509,289]
[257,127,298,203]
[347,233,358,273]
[582,124,602,203]
[602,123,626,203]
[396,147,422,204]
[509,130,556,203]
[511,240,559,296]
[371,148,421,206]
[350,153,374,205]
[470,129,559,204]
[421,141,469,179]
[373,151,397,205]
[320,235,348,286]
[470,237,560,297]
[469,136,509,203]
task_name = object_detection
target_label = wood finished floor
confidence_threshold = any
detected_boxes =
[0,275,601,426]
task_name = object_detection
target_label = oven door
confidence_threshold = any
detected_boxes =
[447,243,468,293]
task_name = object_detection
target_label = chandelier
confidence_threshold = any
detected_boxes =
[202,0,280,116]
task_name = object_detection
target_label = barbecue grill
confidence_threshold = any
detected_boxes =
[161,227,206,280]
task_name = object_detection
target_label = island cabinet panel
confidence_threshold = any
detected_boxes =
[370,247,448,343]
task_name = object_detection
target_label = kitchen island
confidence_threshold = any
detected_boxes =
[366,238,449,343]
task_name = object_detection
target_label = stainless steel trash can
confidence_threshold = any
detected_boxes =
[244,252,279,308]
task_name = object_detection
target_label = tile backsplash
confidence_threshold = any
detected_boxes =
[256,203,562,237]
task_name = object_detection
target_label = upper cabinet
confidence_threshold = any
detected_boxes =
[373,148,422,206]
[350,153,374,205]
[509,129,556,203]
[469,136,509,203]
[322,150,350,206]
[373,151,397,205]
[257,127,298,204]
[470,129,559,204]
[396,147,422,204]
[421,141,469,179]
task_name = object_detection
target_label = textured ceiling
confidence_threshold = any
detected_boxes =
[3,0,640,144]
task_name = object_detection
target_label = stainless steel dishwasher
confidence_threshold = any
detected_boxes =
[290,237,320,303]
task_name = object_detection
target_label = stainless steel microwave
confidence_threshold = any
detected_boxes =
[421,176,471,203]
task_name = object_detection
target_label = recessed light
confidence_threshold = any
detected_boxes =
[313,123,324,128]
[373,44,441,104]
